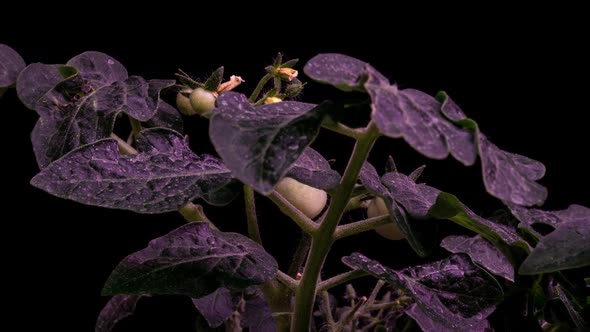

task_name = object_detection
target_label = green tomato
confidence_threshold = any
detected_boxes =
[176,90,197,116]
[189,87,217,116]
[275,177,327,219]
[367,197,405,240]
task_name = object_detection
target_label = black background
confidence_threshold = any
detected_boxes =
[2,7,589,331]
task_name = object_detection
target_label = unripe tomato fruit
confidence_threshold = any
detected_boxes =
[275,177,327,219]
[367,197,405,240]
[189,87,217,116]
[176,90,197,116]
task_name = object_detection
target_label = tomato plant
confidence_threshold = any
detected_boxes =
[2,44,588,332]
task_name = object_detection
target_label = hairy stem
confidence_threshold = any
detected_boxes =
[248,73,272,103]
[291,123,380,331]
[321,291,336,331]
[334,215,392,239]
[110,133,138,154]
[318,270,368,292]
[268,192,318,235]
[128,116,142,139]
[243,185,263,245]
[287,233,311,278]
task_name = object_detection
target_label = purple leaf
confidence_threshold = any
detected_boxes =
[478,134,547,206]
[192,287,241,328]
[210,92,330,194]
[66,51,128,88]
[102,222,278,297]
[286,147,341,190]
[31,71,174,168]
[367,83,477,166]
[360,162,432,256]
[304,53,386,91]
[0,44,25,88]
[95,295,146,332]
[439,92,547,207]
[16,63,64,109]
[31,128,232,213]
[201,179,242,207]
[143,100,183,133]
[383,172,527,249]
[359,162,389,198]
[342,253,502,332]
[519,219,590,274]
[441,235,515,282]
[241,287,277,332]
[508,203,590,239]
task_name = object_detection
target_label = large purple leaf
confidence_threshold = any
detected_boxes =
[478,133,547,206]
[508,203,590,238]
[382,172,527,250]
[143,100,183,133]
[366,81,477,166]
[519,219,590,274]
[342,253,502,332]
[66,51,128,88]
[439,92,548,207]
[192,287,241,328]
[441,235,515,282]
[0,44,25,89]
[16,63,64,109]
[304,53,386,91]
[31,71,174,167]
[95,295,146,332]
[31,128,232,213]
[210,92,330,194]
[360,162,432,256]
[285,147,341,190]
[102,222,278,297]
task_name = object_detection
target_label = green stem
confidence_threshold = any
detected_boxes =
[110,133,138,154]
[334,215,391,240]
[291,123,380,331]
[287,233,311,278]
[249,73,272,103]
[243,185,290,331]
[321,291,336,331]
[318,270,368,292]
[243,185,263,245]
[276,270,298,290]
[322,117,364,139]
[268,192,318,235]
[129,116,142,139]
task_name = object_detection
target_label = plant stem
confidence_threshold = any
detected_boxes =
[243,185,263,245]
[291,123,380,331]
[322,117,364,139]
[249,73,272,103]
[318,270,368,292]
[129,116,142,139]
[276,270,298,290]
[110,133,138,154]
[268,192,318,235]
[334,215,392,240]
[287,233,311,278]
[321,291,336,331]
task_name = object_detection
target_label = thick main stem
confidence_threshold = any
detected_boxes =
[291,123,379,331]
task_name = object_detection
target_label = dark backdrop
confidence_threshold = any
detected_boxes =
[2,8,589,331]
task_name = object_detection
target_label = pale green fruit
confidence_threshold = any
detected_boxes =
[275,177,327,219]
[367,197,405,240]
[189,87,217,116]
[176,91,197,116]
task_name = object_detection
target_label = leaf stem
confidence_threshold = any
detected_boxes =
[322,117,364,139]
[267,192,318,235]
[318,270,369,292]
[243,185,263,245]
[291,123,380,331]
[128,116,142,139]
[248,73,272,103]
[321,291,336,331]
[334,215,392,240]
[276,270,298,290]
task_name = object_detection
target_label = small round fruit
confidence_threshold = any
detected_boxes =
[367,197,405,240]
[176,90,197,116]
[189,87,217,115]
[275,177,327,219]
